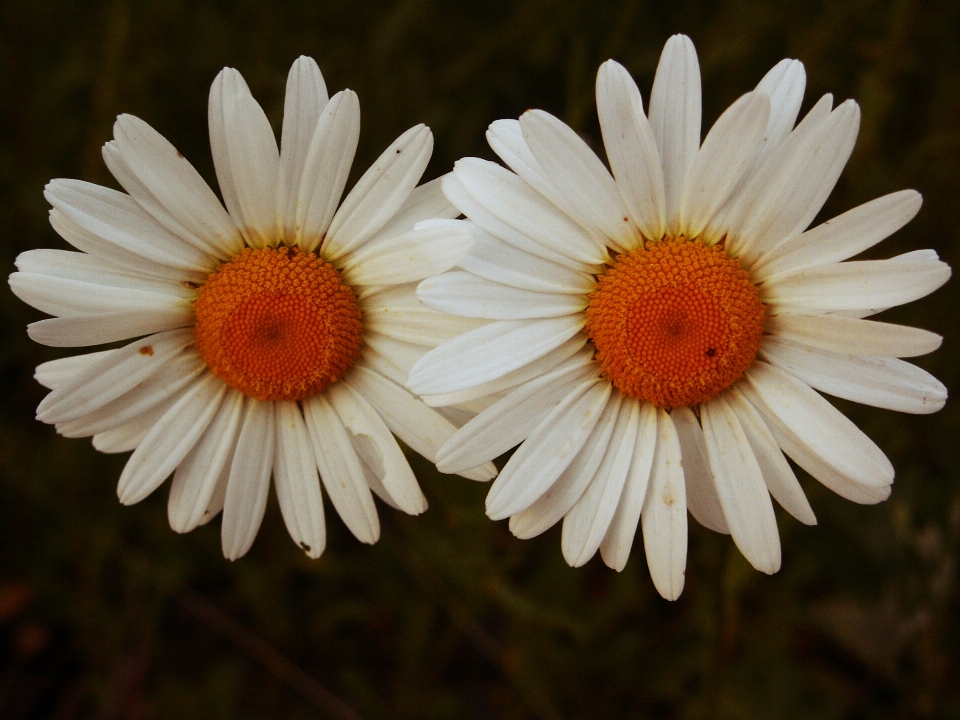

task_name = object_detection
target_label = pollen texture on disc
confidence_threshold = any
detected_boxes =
[193,247,363,401]
[585,237,765,409]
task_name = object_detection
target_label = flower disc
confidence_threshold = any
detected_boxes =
[586,237,765,409]
[194,246,363,401]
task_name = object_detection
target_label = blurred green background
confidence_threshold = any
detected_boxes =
[2,0,959,718]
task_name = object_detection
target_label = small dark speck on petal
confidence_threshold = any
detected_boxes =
[139,346,154,356]
[176,150,184,158]
[300,542,311,552]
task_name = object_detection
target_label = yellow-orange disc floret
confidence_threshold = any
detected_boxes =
[193,247,363,401]
[585,237,765,409]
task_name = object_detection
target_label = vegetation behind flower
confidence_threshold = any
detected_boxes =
[1,0,958,717]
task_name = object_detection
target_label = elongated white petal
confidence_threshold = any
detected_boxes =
[641,409,688,598]
[745,361,894,487]
[418,271,586,320]
[456,222,594,295]
[168,390,245,533]
[765,312,942,358]
[486,379,611,520]
[435,351,597,473]
[277,56,329,239]
[35,349,114,390]
[562,397,640,566]
[44,180,213,274]
[408,317,584,396]
[762,337,946,414]
[111,114,241,257]
[93,398,174,454]
[451,158,607,265]
[762,251,951,312]
[303,393,380,544]
[599,401,658,571]
[671,406,729,534]
[701,395,781,574]
[596,60,666,245]
[370,175,460,242]
[753,59,805,165]
[649,34,701,236]
[727,386,816,525]
[740,381,892,505]
[520,109,634,248]
[324,125,432,261]
[421,337,588,408]
[117,372,226,505]
[752,190,924,280]
[273,400,326,558]
[348,365,496,481]
[341,219,473,287]
[36,329,194,424]
[27,309,193,348]
[221,398,276,559]
[679,92,770,239]
[485,119,562,207]
[328,381,426,515]
[297,90,361,250]
[362,292,487,349]
[511,393,622,539]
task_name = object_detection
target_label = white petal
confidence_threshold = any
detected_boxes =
[761,337,946,414]
[731,99,860,265]
[36,329,194,424]
[273,400,326,558]
[44,180,213,274]
[341,219,473,287]
[745,361,894,488]
[740,381,892,505]
[208,68,248,230]
[599,401,658,571]
[751,190,924,280]
[671,406,729,534]
[221,398,276,559]
[296,90,361,251]
[701,395,781,574]
[752,59,806,165]
[408,317,584,396]
[510,393,622,539]
[111,114,241,257]
[765,312,941,358]
[168,390,245,533]
[648,34,701,236]
[679,92,770,239]
[561,397,640,566]
[435,349,598,473]
[727,385,816,525]
[417,271,586,320]
[421,336,588,408]
[485,379,610,520]
[303,393,380,544]
[641,408,689,598]
[116,372,226,505]
[27,309,193,348]
[35,349,114,390]
[485,119,563,209]
[92,399,173,453]
[761,251,951,312]
[362,293,487,349]
[328,381,426,515]
[520,109,633,248]
[450,158,607,266]
[456,222,594,295]
[596,60,666,245]
[368,174,461,242]
[324,125,432,262]
[278,56,329,239]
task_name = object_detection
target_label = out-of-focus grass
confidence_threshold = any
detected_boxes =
[0,1,958,718]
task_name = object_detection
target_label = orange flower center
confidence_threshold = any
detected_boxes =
[585,237,765,409]
[193,247,363,401]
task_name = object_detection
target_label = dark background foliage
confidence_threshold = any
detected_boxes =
[1,0,959,718]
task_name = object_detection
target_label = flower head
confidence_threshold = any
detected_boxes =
[407,35,950,599]
[11,56,494,560]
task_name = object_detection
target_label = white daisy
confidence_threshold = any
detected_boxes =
[407,35,950,599]
[10,56,495,560]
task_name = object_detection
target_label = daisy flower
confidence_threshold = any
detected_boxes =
[10,56,494,560]
[407,35,950,599]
